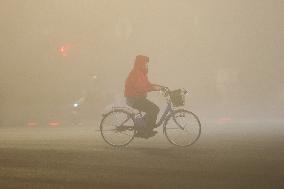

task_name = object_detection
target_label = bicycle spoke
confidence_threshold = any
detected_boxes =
[100,110,135,147]
[165,110,201,147]
[117,132,132,137]
[166,127,182,130]
[102,128,117,131]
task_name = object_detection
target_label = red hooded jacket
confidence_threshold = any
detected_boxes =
[124,55,152,97]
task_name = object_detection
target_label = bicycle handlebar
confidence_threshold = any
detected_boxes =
[160,87,170,97]
[160,87,189,97]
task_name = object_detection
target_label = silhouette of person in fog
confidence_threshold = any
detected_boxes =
[124,55,163,137]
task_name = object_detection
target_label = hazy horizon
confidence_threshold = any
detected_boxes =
[1,0,283,126]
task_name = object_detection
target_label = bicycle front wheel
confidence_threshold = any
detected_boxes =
[100,109,135,147]
[164,109,201,147]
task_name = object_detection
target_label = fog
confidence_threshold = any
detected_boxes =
[1,1,284,188]
[0,0,283,126]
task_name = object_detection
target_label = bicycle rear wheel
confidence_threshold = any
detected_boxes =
[100,109,135,147]
[164,109,201,147]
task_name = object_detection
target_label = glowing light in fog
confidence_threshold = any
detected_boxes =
[218,117,232,124]
[59,45,69,57]
[27,122,38,127]
[73,103,79,107]
[49,121,60,127]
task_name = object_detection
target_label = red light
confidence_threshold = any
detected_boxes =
[27,122,38,128]
[49,121,60,127]
[58,45,69,57]
[218,117,232,124]
[60,47,65,53]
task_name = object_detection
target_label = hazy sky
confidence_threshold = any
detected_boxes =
[0,0,283,124]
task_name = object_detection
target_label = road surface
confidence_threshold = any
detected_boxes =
[0,122,283,189]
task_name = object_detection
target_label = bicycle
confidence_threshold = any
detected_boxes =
[100,87,201,147]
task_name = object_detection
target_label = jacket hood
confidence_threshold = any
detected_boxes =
[133,55,149,74]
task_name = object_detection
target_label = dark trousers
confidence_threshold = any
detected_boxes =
[126,97,160,128]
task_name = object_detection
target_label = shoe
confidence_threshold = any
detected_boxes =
[134,131,145,138]
[147,130,158,137]
[135,129,157,139]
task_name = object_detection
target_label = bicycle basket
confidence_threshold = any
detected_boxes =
[169,89,185,107]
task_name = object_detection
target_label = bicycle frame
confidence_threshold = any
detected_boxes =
[100,90,201,147]
[155,100,174,127]
[113,94,184,130]
[114,99,173,129]
[155,98,187,132]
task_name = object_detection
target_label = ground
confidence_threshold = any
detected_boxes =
[0,122,283,189]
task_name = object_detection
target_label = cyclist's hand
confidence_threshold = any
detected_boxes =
[152,84,164,91]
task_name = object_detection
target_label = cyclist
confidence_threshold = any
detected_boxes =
[124,55,163,137]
